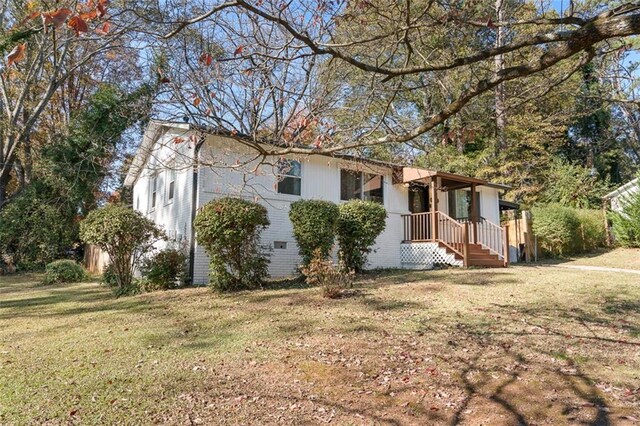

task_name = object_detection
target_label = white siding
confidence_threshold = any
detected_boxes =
[132,129,504,284]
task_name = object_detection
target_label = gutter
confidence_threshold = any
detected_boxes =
[188,136,207,286]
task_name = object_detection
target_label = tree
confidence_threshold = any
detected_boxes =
[159,1,640,159]
[80,204,164,291]
[0,1,140,207]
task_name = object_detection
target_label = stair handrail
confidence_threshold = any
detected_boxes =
[475,218,505,259]
[436,212,465,256]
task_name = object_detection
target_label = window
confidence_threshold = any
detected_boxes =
[277,160,301,196]
[150,174,159,210]
[340,169,384,203]
[167,164,176,202]
[340,169,362,200]
[448,189,480,220]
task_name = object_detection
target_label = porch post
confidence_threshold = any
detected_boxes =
[462,222,470,268]
[430,178,438,241]
[470,183,478,243]
[503,224,510,267]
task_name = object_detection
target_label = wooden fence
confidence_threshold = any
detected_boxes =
[84,244,109,274]
[502,210,539,262]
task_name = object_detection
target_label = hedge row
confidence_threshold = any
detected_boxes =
[531,204,606,257]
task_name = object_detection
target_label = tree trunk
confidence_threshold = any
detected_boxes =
[495,0,507,152]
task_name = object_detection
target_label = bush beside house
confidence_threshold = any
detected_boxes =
[337,200,387,272]
[289,200,339,265]
[80,204,164,295]
[194,197,270,291]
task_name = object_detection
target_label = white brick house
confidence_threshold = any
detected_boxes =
[124,121,511,285]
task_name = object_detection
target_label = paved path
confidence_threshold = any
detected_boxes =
[556,264,640,275]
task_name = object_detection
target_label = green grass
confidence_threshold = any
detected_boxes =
[1,261,639,424]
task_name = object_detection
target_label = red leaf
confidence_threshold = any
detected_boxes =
[95,21,111,35]
[199,53,213,66]
[193,97,201,107]
[42,8,73,28]
[487,17,496,29]
[68,16,89,35]
[97,4,107,17]
[7,43,26,66]
[234,45,244,56]
[173,137,185,144]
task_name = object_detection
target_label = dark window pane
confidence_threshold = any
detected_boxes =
[340,169,362,200]
[168,181,175,200]
[278,176,301,195]
[363,173,383,204]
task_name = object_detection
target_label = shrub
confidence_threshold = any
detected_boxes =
[532,204,581,256]
[301,249,353,299]
[0,186,75,270]
[194,197,270,291]
[336,200,387,272]
[609,190,640,247]
[141,248,187,290]
[43,260,86,285]
[101,263,118,287]
[575,209,607,252]
[80,204,164,292]
[289,200,339,265]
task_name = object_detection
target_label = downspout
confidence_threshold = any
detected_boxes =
[188,137,206,286]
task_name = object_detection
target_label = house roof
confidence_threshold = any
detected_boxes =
[124,120,510,192]
[603,177,639,200]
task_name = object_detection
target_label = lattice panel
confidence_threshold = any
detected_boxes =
[400,243,463,269]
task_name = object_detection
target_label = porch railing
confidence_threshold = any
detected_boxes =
[401,211,465,256]
[401,211,509,266]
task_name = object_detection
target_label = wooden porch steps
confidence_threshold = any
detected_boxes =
[438,242,506,268]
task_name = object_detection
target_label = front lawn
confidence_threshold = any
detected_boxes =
[561,247,640,271]
[1,264,639,424]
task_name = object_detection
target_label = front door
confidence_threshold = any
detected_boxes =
[408,184,430,240]
[409,184,429,213]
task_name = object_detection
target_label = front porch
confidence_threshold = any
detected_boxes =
[395,168,510,268]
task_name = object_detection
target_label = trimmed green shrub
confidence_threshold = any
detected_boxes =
[575,209,607,252]
[289,200,339,265]
[43,260,86,285]
[194,197,270,291]
[609,190,640,247]
[141,248,187,290]
[532,204,581,256]
[336,200,387,272]
[80,204,164,292]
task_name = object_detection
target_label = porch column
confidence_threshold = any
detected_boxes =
[430,178,438,241]
[470,183,478,243]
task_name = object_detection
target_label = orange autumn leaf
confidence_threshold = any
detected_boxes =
[234,45,244,56]
[95,21,111,35]
[193,97,202,107]
[173,137,185,144]
[68,15,89,35]
[80,9,98,21]
[7,43,27,66]
[42,8,72,28]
